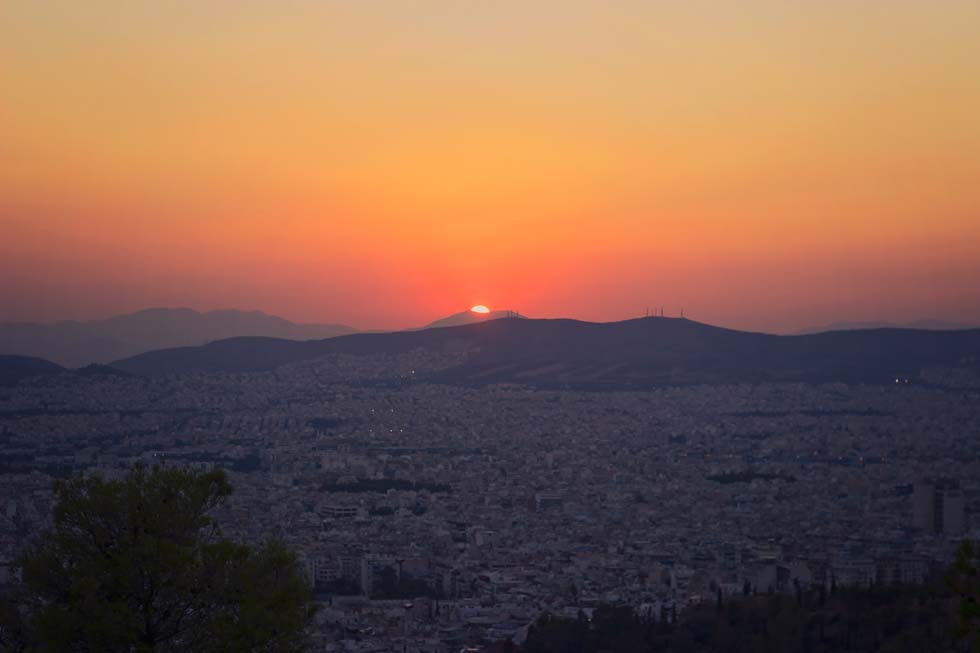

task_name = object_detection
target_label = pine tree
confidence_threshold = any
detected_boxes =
[5,464,314,652]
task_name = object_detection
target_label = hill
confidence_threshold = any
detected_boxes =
[0,308,356,367]
[0,355,66,386]
[798,319,977,334]
[422,309,525,329]
[110,317,980,389]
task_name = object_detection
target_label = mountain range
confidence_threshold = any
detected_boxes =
[0,308,356,368]
[4,311,980,390]
[97,317,980,389]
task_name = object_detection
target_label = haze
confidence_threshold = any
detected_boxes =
[2,1,979,332]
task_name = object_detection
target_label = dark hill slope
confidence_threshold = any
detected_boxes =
[422,309,525,329]
[0,308,355,367]
[429,319,980,388]
[0,355,66,386]
[109,318,980,388]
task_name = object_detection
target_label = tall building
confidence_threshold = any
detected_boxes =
[912,482,934,530]
[939,488,966,535]
[912,479,965,535]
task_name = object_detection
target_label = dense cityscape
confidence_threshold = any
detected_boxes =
[5,1,980,649]
[2,347,976,651]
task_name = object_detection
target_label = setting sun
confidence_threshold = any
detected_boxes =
[470,305,490,314]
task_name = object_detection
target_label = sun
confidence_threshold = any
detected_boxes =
[470,305,490,314]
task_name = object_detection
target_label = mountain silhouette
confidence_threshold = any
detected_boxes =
[422,309,525,330]
[798,319,977,334]
[109,317,980,389]
[0,355,66,386]
[0,308,356,367]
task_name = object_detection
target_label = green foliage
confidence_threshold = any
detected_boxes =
[949,539,980,652]
[0,590,30,652]
[1,464,314,652]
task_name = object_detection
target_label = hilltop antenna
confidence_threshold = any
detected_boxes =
[681,307,684,318]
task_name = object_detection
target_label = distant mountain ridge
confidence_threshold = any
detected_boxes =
[0,308,355,367]
[106,317,980,390]
[422,309,525,330]
[798,319,977,334]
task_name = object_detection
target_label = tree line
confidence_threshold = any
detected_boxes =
[522,551,980,653]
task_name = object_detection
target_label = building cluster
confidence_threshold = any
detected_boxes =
[912,478,966,535]
[1,350,978,652]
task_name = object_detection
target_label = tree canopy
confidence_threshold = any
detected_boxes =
[0,464,314,652]
[950,539,980,652]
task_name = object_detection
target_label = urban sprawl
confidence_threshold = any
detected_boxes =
[0,350,976,652]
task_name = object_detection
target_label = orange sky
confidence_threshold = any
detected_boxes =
[2,1,979,332]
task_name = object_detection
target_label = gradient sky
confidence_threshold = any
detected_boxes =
[2,1,979,332]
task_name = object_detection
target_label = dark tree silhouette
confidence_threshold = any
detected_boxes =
[949,539,980,652]
[1,464,314,652]
[522,577,964,653]
[370,565,441,600]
